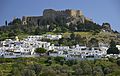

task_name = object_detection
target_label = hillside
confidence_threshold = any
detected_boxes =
[1,57,120,76]
[62,32,120,44]
[0,9,120,44]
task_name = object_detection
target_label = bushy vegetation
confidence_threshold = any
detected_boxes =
[0,18,102,40]
[35,48,47,54]
[107,40,120,54]
[0,57,120,76]
[44,32,99,46]
[1,18,119,45]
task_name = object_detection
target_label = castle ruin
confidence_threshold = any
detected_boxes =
[43,9,83,18]
[22,9,88,25]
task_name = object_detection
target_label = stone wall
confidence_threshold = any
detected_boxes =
[22,16,42,25]
[43,9,83,18]
[22,9,84,25]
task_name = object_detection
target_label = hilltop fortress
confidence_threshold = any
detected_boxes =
[43,9,83,18]
[22,9,92,25]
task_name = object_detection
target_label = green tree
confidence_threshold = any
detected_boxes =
[21,69,36,76]
[11,67,21,76]
[54,26,62,33]
[70,32,75,40]
[66,60,77,66]
[54,57,64,63]
[5,20,7,25]
[107,40,119,54]
[0,71,3,76]
[81,63,92,75]
[8,18,22,25]
[35,48,47,55]
[88,38,99,47]
[72,65,83,75]
[93,66,104,76]
[117,59,120,66]
[34,27,42,35]
[8,31,16,38]
[40,68,56,76]
[28,64,42,76]
[45,57,53,66]
[103,67,112,75]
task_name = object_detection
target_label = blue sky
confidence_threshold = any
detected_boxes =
[0,0,120,31]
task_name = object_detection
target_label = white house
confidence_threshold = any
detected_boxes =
[116,45,120,51]
[45,34,62,40]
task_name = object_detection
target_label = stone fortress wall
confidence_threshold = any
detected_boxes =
[43,9,83,18]
[22,9,85,25]
[22,16,42,25]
